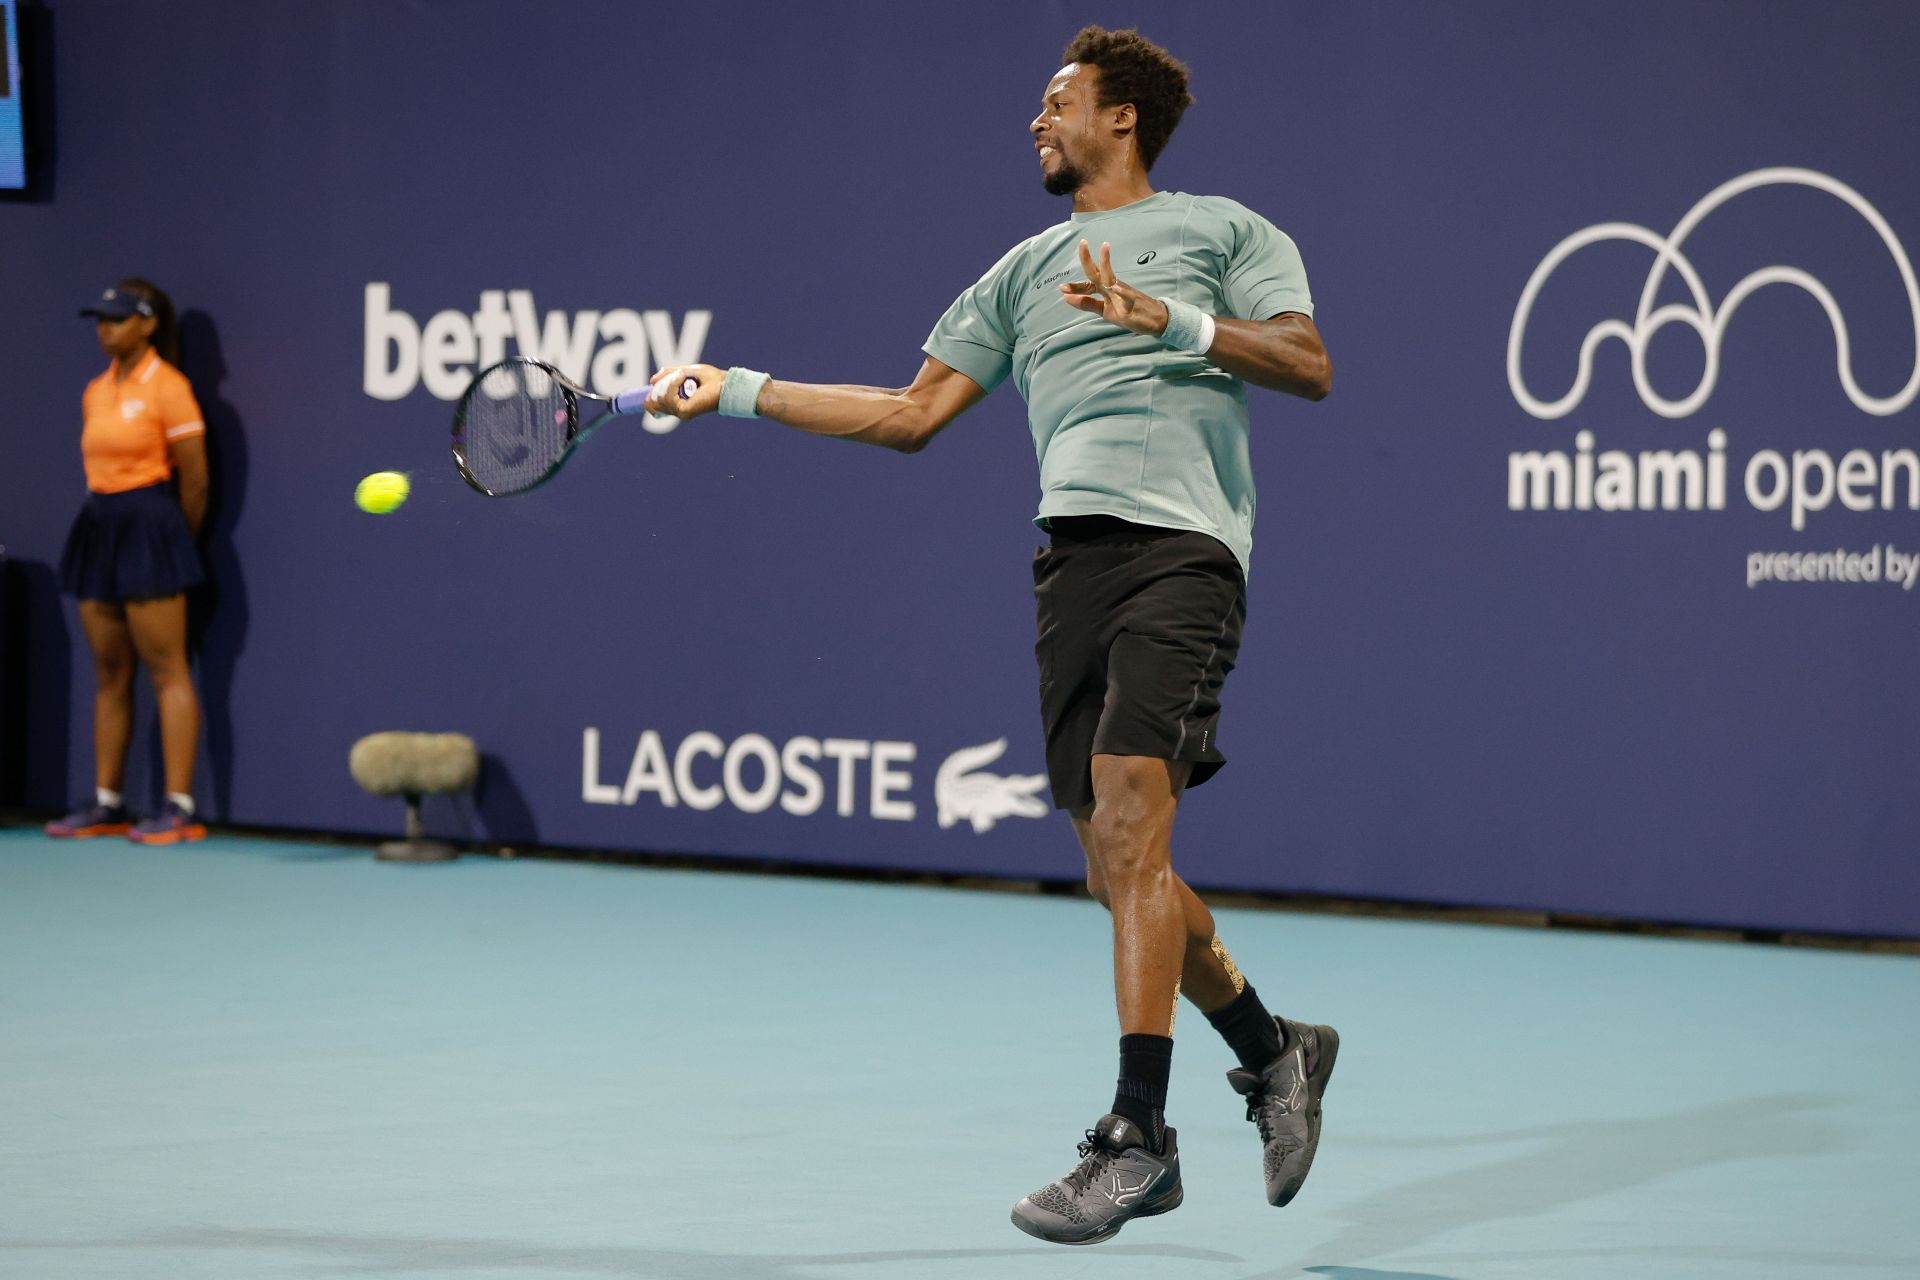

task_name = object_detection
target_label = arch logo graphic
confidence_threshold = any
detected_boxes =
[1508,167,1920,420]
[1503,167,1920,566]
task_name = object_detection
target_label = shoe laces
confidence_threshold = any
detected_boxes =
[1063,1130,1117,1193]
[1245,1094,1276,1141]
[1245,1072,1304,1139]
[1244,1044,1313,1138]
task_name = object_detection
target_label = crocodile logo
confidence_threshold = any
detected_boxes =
[934,738,1048,834]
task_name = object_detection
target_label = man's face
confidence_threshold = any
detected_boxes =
[1030,63,1106,196]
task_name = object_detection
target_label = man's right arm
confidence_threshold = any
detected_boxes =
[645,357,989,454]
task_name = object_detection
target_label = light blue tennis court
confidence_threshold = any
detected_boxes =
[2,829,1915,1280]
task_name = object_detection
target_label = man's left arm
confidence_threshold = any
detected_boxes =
[1203,311,1330,401]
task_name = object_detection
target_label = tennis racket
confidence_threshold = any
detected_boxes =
[451,358,693,497]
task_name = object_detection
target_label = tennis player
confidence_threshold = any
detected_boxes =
[45,280,209,845]
[649,26,1335,1244]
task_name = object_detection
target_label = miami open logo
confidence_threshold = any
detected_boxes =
[1507,166,1920,420]
[1504,167,1920,540]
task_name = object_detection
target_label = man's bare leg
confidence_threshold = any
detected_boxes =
[1080,754,1192,1034]
[1075,756,1285,1079]
[1074,754,1337,1210]
[1073,785,1242,1020]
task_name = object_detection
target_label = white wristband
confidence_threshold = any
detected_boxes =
[719,367,771,418]
[1157,297,1216,355]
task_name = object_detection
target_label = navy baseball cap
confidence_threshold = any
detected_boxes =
[79,287,154,320]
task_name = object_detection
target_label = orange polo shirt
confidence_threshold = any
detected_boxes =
[79,350,205,494]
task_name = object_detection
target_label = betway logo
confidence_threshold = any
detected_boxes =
[362,283,711,415]
[581,728,1048,834]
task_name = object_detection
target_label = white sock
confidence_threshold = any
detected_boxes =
[167,792,196,816]
[97,787,123,809]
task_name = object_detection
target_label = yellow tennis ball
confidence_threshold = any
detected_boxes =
[355,471,410,514]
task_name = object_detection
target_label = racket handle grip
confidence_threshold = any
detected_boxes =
[612,377,697,416]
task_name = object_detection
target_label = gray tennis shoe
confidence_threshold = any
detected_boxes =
[1227,1017,1340,1206]
[1010,1114,1183,1245]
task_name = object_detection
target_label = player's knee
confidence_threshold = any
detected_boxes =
[144,653,192,692]
[1085,804,1126,860]
[93,651,134,689]
[1086,795,1138,843]
[1089,821,1169,892]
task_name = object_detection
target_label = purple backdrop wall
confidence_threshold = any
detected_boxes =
[3,1,1916,936]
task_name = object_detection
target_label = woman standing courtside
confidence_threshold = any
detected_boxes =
[45,279,210,844]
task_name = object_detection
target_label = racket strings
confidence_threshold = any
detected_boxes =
[455,361,577,495]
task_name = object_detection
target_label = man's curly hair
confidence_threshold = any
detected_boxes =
[1061,26,1193,170]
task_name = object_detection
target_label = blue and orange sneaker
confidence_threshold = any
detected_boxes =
[128,799,207,846]
[45,802,133,838]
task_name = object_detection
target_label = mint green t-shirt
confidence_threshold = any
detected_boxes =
[923,190,1313,574]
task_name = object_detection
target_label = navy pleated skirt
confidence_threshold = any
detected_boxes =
[58,483,204,602]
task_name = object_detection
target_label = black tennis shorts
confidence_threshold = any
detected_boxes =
[1032,515,1247,811]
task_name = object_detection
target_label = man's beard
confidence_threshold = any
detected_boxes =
[1043,154,1086,196]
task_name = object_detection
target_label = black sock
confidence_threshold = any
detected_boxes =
[1204,984,1284,1073]
[1111,1033,1173,1152]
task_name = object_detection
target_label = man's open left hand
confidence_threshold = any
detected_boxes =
[1059,239,1170,338]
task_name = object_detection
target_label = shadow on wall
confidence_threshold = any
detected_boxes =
[409,753,540,850]
[474,752,537,847]
[352,751,538,851]
[179,310,250,822]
